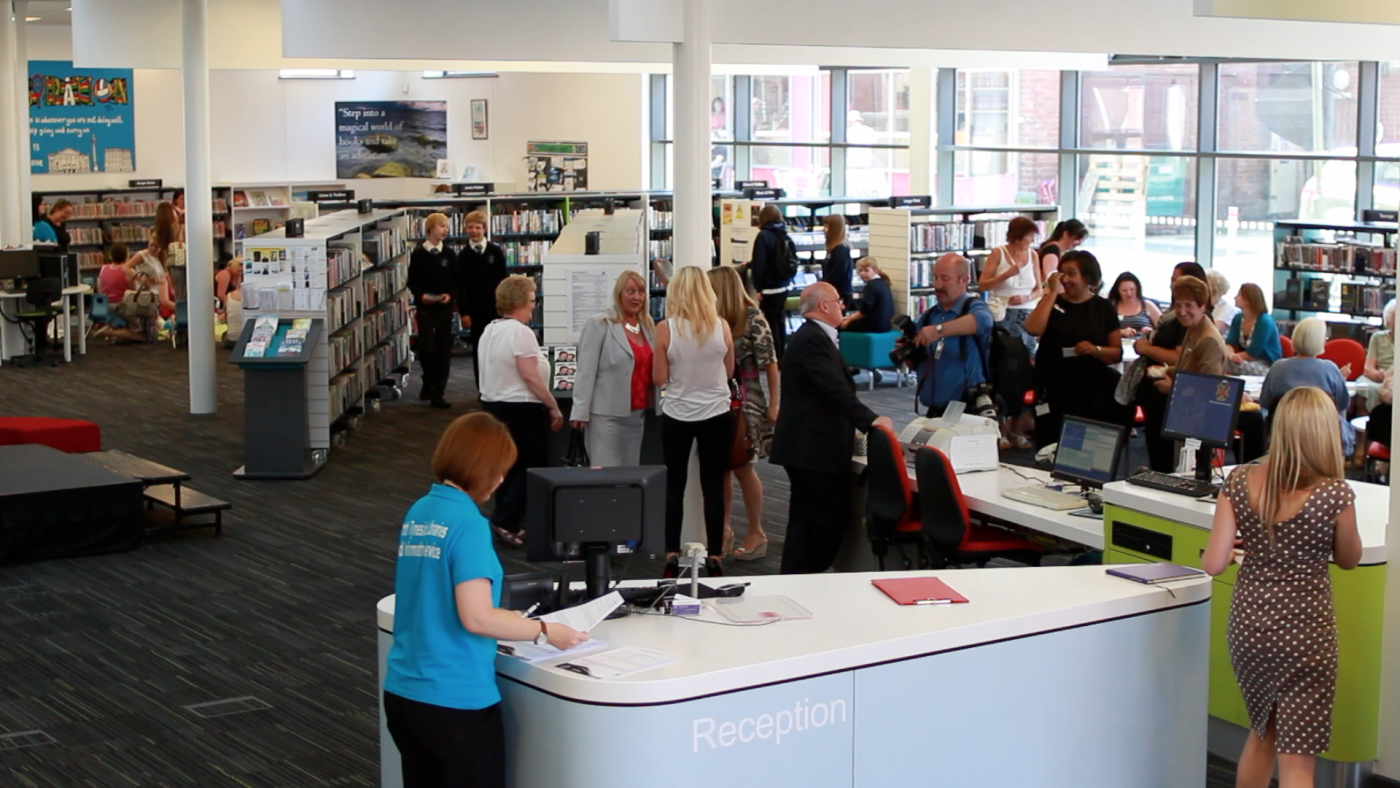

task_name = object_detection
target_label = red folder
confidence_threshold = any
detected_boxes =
[871,577,969,605]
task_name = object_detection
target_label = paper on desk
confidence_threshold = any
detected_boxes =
[538,591,623,632]
[559,646,677,679]
[500,638,609,663]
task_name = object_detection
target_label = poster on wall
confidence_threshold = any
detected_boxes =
[526,141,588,192]
[334,101,447,179]
[28,60,135,174]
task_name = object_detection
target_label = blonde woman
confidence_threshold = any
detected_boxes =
[820,214,854,307]
[477,275,563,546]
[1204,387,1362,788]
[654,267,735,578]
[839,258,894,333]
[569,270,655,467]
[709,266,777,561]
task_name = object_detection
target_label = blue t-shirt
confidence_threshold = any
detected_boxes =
[384,484,504,710]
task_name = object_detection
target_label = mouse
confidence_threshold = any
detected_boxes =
[1086,493,1104,515]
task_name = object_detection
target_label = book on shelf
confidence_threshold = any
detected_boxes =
[233,191,249,208]
[249,190,270,208]
[1276,239,1397,275]
[1307,278,1330,310]
[269,194,287,208]
[252,219,271,236]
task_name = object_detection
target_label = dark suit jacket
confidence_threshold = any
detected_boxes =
[769,320,880,473]
[456,241,509,325]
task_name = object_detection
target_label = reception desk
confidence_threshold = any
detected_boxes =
[379,566,1210,788]
[1101,479,1388,779]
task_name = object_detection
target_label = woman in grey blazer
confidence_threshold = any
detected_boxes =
[569,270,656,466]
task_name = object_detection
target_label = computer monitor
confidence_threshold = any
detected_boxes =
[0,249,41,282]
[1162,371,1246,481]
[1051,415,1128,490]
[525,465,666,601]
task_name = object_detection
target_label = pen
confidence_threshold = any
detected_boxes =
[913,598,953,605]
[522,603,541,618]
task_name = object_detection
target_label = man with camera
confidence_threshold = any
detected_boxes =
[898,253,995,418]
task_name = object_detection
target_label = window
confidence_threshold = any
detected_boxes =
[751,73,831,145]
[846,69,910,196]
[751,146,831,198]
[1076,154,1198,302]
[711,75,735,189]
[955,69,1060,149]
[954,151,1059,205]
[1217,62,1359,153]
[1080,63,1199,151]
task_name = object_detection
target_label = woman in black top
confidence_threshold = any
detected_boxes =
[840,258,893,333]
[820,214,854,308]
[1036,218,1089,284]
[1025,249,1128,448]
[749,204,794,358]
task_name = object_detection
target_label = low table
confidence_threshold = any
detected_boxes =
[0,444,143,564]
[77,450,228,536]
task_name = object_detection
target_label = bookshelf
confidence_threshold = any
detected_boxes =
[226,182,335,255]
[240,208,411,456]
[867,204,1059,317]
[1271,219,1398,338]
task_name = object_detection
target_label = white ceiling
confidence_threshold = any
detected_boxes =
[19,1,72,25]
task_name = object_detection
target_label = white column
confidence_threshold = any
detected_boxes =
[670,0,710,269]
[183,0,216,414]
[907,66,937,197]
[0,6,22,247]
[13,0,29,243]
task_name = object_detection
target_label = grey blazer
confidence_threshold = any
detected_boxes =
[572,309,655,421]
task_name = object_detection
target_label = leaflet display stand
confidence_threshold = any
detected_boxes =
[230,318,325,480]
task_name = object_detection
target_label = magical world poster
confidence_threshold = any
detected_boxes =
[335,101,447,179]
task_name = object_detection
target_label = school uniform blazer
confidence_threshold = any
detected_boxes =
[572,309,655,421]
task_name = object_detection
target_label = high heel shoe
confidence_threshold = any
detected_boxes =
[733,538,768,562]
[663,555,680,579]
[705,557,723,577]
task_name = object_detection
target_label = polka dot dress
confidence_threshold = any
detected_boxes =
[1224,466,1354,755]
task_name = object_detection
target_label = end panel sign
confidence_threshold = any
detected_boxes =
[28,60,136,175]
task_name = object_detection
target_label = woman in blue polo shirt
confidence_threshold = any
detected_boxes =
[384,412,587,788]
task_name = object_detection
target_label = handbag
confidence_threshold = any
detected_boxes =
[727,379,755,470]
[120,288,159,318]
[562,427,591,468]
[985,295,1009,323]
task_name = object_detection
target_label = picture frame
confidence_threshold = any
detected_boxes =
[471,99,489,140]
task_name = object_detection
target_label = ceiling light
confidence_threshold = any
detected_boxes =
[422,71,498,79]
[278,69,355,80]
[25,16,40,21]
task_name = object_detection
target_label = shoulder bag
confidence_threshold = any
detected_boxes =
[727,378,755,470]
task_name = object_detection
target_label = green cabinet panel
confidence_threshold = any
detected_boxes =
[1101,505,1239,585]
[1208,583,1248,726]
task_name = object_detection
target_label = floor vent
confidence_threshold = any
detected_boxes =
[184,696,272,719]
[0,730,57,750]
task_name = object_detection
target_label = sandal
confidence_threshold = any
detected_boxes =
[492,526,525,547]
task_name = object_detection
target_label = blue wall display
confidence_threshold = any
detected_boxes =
[28,60,135,174]
[335,101,447,179]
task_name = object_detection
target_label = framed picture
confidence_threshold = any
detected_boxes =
[471,99,488,140]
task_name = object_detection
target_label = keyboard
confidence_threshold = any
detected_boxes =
[1001,485,1084,511]
[1126,470,1219,498]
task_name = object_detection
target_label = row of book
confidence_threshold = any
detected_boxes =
[75,251,104,270]
[1277,241,1397,275]
[362,226,408,266]
[366,331,411,384]
[364,298,410,349]
[364,264,407,310]
[911,294,940,315]
[648,238,672,260]
[330,370,365,423]
[326,287,363,333]
[327,246,358,289]
[501,240,552,267]
[1279,278,1396,317]
[910,222,978,254]
[329,327,361,376]
[491,209,563,236]
[649,207,674,231]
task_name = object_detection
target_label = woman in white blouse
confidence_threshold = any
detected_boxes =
[977,215,1042,351]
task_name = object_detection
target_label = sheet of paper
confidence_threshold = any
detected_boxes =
[561,646,677,679]
[499,638,609,663]
[538,591,623,632]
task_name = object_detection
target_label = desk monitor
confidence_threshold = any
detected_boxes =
[525,465,665,601]
[1162,371,1245,448]
[1051,415,1127,490]
[0,249,41,282]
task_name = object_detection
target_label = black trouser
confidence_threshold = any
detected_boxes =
[383,692,504,788]
[1235,410,1267,464]
[661,412,733,555]
[780,468,850,575]
[1137,379,1175,473]
[759,292,788,360]
[482,400,550,534]
[416,305,453,400]
[1369,403,1393,450]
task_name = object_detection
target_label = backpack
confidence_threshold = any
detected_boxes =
[764,228,799,284]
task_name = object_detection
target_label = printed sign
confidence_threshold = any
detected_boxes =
[335,101,447,179]
[28,60,135,174]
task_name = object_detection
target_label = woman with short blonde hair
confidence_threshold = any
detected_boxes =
[1204,386,1361,788]
[654,267,735,576]
[569,269,656,467]
[709,266,778,560]
[820,214,854,307]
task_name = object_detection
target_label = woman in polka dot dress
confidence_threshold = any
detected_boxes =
[1204,386,1362,788]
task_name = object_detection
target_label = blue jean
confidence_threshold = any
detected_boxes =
[997,308,1036,354]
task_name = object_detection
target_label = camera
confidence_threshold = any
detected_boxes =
[963,381,999,420]
[888,314,923,367]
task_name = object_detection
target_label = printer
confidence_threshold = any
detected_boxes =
[896,405,1001,473]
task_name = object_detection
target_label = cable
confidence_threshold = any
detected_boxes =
[999,463,1041,481]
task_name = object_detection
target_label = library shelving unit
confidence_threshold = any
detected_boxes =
[539,208,646,346]
[226,182,337,256]
[867,204,1059,317]
[35,186,230,286]
[239,208,410,468]
[1271,219,1398,340]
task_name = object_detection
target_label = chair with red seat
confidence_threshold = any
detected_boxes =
[1321,338,1366,380]
[915,447,1044,568]
[1279,335,1294,359]
[0,417,101,453]
[1366,440,1390,484]
[865,424,925,570]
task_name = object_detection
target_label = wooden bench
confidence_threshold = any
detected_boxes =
[144,484,231,536]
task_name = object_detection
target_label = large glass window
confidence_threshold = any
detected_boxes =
[846,69,910,196]
[1218,62,1359,153]
[951,69,1060,206]
[1375,62,1400,210]
[710,75,735,189]
[749,73,831,194]
[1077,154,1198,302]
[1080,63,1200,151]
[750,146,831,198]
[954,151,1059,206]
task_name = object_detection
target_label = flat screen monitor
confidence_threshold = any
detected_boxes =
[1051,415,1127,489]
[0,249,41,281]
[1162,371,1245,449]
[525,465,666,600]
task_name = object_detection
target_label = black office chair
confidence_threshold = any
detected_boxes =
[13,277,63,367]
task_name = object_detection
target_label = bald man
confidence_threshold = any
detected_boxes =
[770,282,893,574]
[906,253,994,418]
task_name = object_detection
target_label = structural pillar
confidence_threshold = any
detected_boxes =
[670,0,710,269]
[0,4,22,246]
[183,0,216,414]
[907,66,936,197]
[13,0,29,243]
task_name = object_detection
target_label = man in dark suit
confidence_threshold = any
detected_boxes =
[770,282,893,574]
[456,209,509,393]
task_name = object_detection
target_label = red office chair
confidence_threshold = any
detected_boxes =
[1321,338,1366,380]
[1279,335,1295,359]
[915,447,1044,568]
[865,424,925,570]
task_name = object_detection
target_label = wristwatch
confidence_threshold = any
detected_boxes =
[935,323,944,336]
[533,621,549,646]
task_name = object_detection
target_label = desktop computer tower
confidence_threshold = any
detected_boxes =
[38,253,77,289]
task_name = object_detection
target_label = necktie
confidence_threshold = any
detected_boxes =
[474,244,484,255]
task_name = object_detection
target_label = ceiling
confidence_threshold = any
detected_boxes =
[19,1,72,25]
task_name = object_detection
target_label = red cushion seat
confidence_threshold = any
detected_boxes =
[959,523,1042,554]
[1367,441,1390,461]
[0,417,101,453]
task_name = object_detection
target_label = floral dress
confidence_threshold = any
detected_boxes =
[735,306,777,459]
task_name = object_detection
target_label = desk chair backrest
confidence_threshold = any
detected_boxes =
[1320,338,1366,380]
[23,278,61,311]
[90,292,110,323]
[1279,335,1294,359]
[866,424,914,541]
[914,446,972,557]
